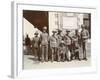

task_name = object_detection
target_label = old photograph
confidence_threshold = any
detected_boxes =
[23,10,91,69]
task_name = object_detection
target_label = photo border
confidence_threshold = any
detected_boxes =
[11,1,97,78]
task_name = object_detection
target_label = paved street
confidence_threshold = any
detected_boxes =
[23,55,91,69]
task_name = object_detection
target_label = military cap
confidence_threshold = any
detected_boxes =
[34,31,39,35]
[57,29,62,32]
[66,30,70,32]
[52,30,57,33]
[43,26,47,30]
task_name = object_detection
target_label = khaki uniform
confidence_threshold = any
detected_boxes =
[72,35,80,60]
[57,34,62,61]
[32,36,40,60]
[64,35,72,61]
[81,29,89,60]
[50,35,58,62]
[40,32,49,62]
[59,40,66,61]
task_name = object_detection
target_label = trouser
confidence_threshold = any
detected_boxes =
[51,47,57,62]
[62,52,66,61]
[66,45,72,61]
[57,48,61,62]
[82,41,87,59]
[26,45,31,55]
[34,48,39,60]
[41,45,48,62]
[74,51,80,60]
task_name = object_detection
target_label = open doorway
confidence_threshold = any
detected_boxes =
[23,10,49,38]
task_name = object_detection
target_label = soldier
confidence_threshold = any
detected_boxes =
[56,29,63,62]
[72,30,81,61]
[49,30,58,62]
[40,26,49,62]
[80,25,89,60]
[64,30,72,61]
[31,31,40,61]
[59,39,66,62]
[25,34,31,55]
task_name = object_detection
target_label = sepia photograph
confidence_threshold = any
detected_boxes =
[23,10,91,69]
[11,2,97,78]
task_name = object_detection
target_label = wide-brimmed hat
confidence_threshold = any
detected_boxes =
[34,31,39,35]
[60,40,65,46]
[52,30,57,33]
[43,26,47,30]
[66,30,70,32]
[57,29,62,32]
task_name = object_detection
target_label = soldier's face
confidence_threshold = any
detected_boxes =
[58,32,61,34]
[35,35,38,37]
[54,33,56,35]
[66,32,69,35]
[43,29,46,32]
[82,27,85,30]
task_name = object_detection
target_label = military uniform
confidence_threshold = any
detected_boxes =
[57,33,63,62]
[59,40,66,62]
[72,34,81,60]
[81,25,89,60]
[49,31,58,62]
[40,29,49,62]
[31,33,40,60]
[64,31,72,61]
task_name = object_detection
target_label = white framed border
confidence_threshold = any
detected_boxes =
[11,1,97,78]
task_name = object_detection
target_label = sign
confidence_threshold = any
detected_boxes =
[63,16,78,29]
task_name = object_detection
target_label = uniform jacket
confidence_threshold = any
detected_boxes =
[40,32,49,46]
[50,35,58,48]
[81,29,89,39]
[31,36,40,48]
[64,35,72,46]
[57,34,62,47]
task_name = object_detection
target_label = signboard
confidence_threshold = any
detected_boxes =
[63,16,78,29]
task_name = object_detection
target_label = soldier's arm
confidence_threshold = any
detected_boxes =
[38,37,41,46]
[39,35,42,47]
[39,34,42,42]
[47,34,50,42]
[31,38,34,45]
[86,30,89,39]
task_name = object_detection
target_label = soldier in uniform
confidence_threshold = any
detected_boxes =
[49,30,58,62]
[40,26,49,62]
[64,30,72,61]
[31,31,40,61]
[80,25,89,60]
[72,30,81,61]
[59,39,66,62]
[56,29,63,62]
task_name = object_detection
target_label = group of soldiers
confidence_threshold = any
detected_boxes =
[24,24,89,62]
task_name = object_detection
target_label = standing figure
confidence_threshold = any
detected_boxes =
[40,26,49,62]
[56,29,63,62]
[31,31,40,61]
[25,34,31,55]
[80,25,89,60]
[72,30,81,61]
[64,30,72,61]
[49,30,58,62]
